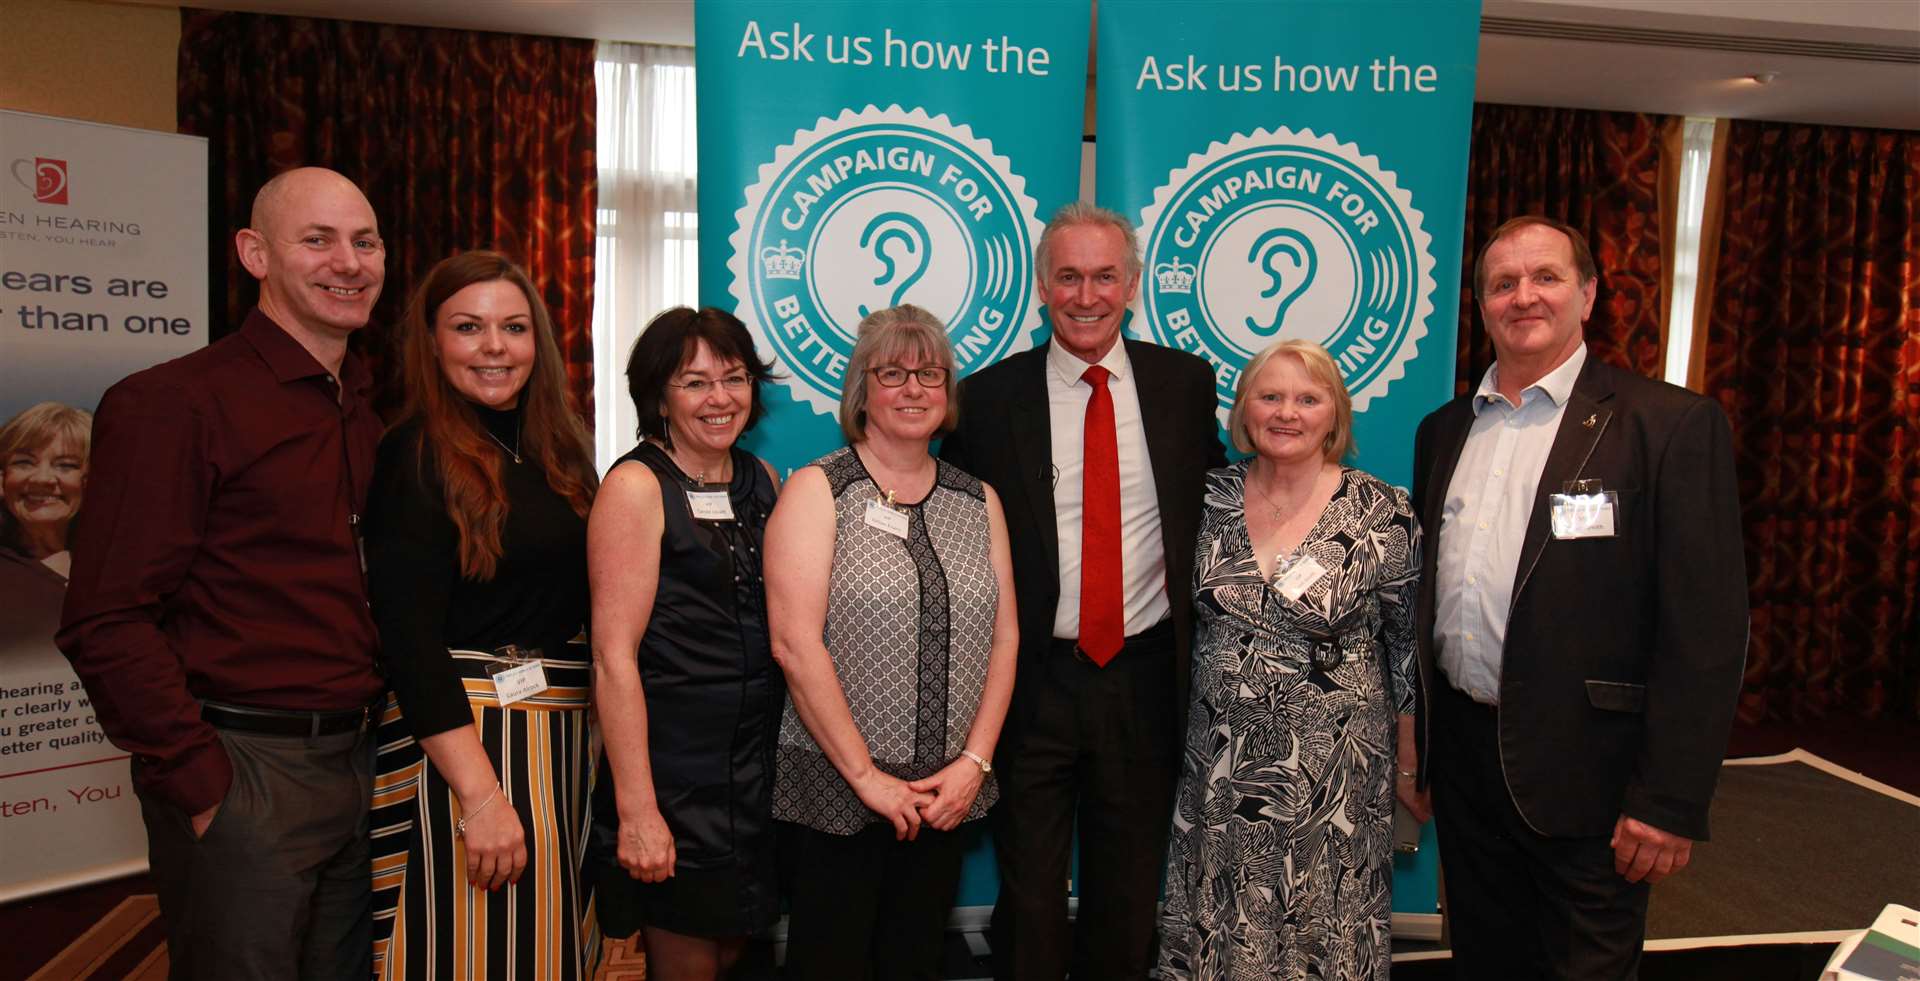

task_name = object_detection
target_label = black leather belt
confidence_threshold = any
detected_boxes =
[202,702,370,737]
[1051,617,1176,663]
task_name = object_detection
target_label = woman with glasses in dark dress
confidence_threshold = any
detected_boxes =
[585,307,784,981]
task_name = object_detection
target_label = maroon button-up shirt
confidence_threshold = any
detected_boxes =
[58,308,384,814]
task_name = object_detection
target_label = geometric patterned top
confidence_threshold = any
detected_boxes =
[772,446,1001,835]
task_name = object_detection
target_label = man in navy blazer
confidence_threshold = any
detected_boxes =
[1411,216,1748,979]
[942,203,1224,979]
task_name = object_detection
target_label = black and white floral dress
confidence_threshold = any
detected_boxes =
[1157,462,1420,981]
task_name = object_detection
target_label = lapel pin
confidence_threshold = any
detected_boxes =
[1583,414,1597,429]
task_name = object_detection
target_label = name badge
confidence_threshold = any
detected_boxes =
[1550,490,1618,539]
[687,490,735,522]
[864,498,910,539]
[487,660,548,706]
[1272,553,1327,602]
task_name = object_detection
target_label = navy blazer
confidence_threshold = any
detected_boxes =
[1412,356,1748,841]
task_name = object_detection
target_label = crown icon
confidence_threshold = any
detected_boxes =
[1154,257,1196,294]
[760,240,806,280]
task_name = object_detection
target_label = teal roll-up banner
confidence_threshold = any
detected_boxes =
[697,0,1092,473]
[1097,0,1480,489]
[1097,0,1482,916]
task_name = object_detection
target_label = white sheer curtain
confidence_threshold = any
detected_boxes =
[593,41,698,471]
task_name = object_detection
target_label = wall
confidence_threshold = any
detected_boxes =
[0,0,179,132]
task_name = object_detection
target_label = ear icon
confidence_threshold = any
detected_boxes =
[857,211,932,318]
[1244,227,1317,336]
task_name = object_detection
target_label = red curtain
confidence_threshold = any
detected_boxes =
[176,10,598,419]
[1704,121,1920,723]
[1456,104,1669,393]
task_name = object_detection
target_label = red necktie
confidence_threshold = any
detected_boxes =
[1079,365,1123,666]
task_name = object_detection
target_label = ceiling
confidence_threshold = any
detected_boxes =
[120,0,1920,130]
[1477,0,1919,130]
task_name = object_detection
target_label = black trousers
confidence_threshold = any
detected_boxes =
[989,625,1180,981]
[782,821,969,981]
[1431,682,1651,980]
[138,723,373,981]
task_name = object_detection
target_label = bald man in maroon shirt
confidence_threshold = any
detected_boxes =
[59,167,388,981]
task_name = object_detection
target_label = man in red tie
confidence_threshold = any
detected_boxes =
[942,202,1226,979]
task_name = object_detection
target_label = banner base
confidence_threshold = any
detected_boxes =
[0,857,149,906]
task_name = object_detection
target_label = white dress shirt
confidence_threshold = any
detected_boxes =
[1046,338,1169,640]
[1434,344,1588,704]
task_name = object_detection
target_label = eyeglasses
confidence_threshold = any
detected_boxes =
[870,365,950,388]
[667,374,751,396]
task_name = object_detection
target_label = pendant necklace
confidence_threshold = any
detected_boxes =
[1251,468,1291,524]
[671,446,730,486]
[486,417,522,464]
[861,449,930,508]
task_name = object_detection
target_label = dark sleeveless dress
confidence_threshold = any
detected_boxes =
[586,442,784,939]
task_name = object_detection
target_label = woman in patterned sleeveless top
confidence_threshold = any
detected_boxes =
[585,307,785,981]
[765,304,1019,981]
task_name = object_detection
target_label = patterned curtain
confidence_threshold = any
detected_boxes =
[176,10,598,420]
[1704,121,1920,723]
[1456,104,1670,393]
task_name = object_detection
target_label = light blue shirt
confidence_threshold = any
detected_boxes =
[1434,345,1588,704]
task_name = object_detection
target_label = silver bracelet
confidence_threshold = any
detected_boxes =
[455,786,501,838]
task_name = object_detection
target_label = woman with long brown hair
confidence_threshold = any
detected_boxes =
[364,250,600,979]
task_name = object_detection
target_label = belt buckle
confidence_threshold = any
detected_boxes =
[317,704,371,738]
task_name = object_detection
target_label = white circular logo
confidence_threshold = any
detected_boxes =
[729,105,1045,415]
[1136,128,1435,418]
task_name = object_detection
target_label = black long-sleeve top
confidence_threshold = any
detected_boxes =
[364,406,589,738]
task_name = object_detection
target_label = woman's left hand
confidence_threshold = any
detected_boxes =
[907,757,986,832]
[1396,770,1432,824]
[1394,718,1431,823]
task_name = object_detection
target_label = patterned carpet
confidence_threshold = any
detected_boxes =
[20,903,647,981]
[597,934,650,980]
[23,895,166,981]
[20,738,1919,981]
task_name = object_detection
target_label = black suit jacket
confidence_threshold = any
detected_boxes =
[941,339,1226,732]
[1412,356,1748,841]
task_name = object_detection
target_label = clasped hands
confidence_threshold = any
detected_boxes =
[855,757,985,840]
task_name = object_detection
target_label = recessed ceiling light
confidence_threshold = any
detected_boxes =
[1749,72,1779,85]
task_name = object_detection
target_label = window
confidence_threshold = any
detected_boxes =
[593,42,699,470]
[1663,116,1718,389]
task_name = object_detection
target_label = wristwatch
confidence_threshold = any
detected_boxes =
[960,750,993,775]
